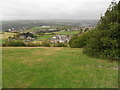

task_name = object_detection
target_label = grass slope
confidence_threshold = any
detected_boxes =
[2,47,118,88]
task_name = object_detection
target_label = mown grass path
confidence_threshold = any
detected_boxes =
[2,47,118,88]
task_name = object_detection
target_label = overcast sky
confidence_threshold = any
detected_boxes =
[0,0,118,20]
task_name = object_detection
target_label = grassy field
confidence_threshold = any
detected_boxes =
[54,31,79,35]
[1,32,16,39]
[26,27,54,32]
[2,47,118,88]
[36,35,53,41]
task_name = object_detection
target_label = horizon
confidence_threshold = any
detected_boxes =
[1,18,99,21]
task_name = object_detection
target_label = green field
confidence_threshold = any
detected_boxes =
[2,47,118,88]
[54,31,79,35]
[26,27,54,32]
[36,35,53,41]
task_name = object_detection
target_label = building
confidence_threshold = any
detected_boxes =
[41,26,50,28]
[50,34,71,44]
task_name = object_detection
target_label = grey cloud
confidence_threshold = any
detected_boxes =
[1,0,117,20]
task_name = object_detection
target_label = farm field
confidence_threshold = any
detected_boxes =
[35,31,80,41]
[25,27,55,32]
[1,32,16,39]
[2,47,118,88]
[36,35,53,41]
[54,31,79,35]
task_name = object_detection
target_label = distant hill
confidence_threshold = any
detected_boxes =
[1,19,98,31]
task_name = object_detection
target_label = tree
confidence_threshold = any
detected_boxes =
[84,1,120,60]
[69,31,92,48]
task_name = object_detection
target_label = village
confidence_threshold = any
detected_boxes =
[3,25,95,45]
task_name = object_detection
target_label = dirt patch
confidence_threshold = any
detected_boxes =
[44,52,53,55]
[96,60,105,63]
[109,67,118,70]
[2,47,63,49]
[32,50,54,56]
[64,54,73,56]
[22,59,44,65]
[18,56,44,65]
[35,59,43,62]
[31,47,63,56]
[2,47,48,49]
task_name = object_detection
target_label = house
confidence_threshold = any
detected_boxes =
[27,36,34,40]
[19,32,35,41]
[41,26,50,28]
[20,35,26,39]
[50,34,71,44]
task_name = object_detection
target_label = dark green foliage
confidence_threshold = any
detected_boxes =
[41,41,51,47]
[53,43,67,47]
[118,1,120,23]
[84,28,89,32]
[69,36,80,48]
[84,22,119,60]
[3,40,26,47]
[69,31,91,48]
[84,1,120,60]
[20,32,34,38]
[26,42,41,47]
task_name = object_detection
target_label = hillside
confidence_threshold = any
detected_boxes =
[3,47,118,88]
[1,19,98,31]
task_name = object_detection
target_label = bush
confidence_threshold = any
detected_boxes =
[3,40,26,46]
[69,31,92,48]
[84,22,120,60]
[83,1,120,61]
[26,42,41,47]
[53,43,67,47]
[41,41,51,47]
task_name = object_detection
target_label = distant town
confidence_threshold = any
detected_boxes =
[1,25,95,46]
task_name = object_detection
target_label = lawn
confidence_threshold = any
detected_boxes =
[2,47,118,88]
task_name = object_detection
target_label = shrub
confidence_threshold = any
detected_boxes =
[84,22,120,60]
[41,41,51,47]
[83,1,120,61]
[26,42,41,47]
[53,43,67,47]
[3,40,26,46]
[69,31,92,48]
